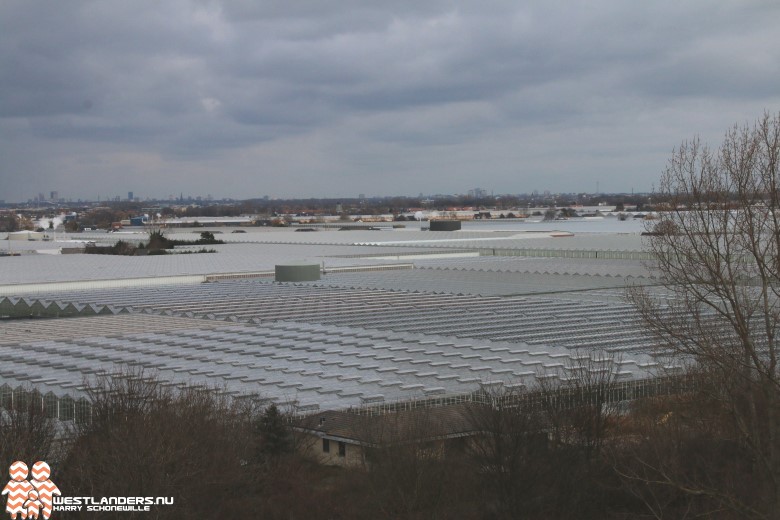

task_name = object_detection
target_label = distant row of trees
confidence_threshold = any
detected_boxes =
[84,231,223,256]
[0,213,34,232]
[9,193,659,231]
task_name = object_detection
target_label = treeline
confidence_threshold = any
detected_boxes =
[84,231,222,256]
[12,192,661,232]
[1,365,773,519]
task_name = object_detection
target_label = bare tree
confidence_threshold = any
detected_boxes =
[628,112,780,519]
[537,349,623,460]
[615,378,764,520]
[0,388,58,472]
[358,406,474,520]
[465,384,558,519]
[59,369,260,519]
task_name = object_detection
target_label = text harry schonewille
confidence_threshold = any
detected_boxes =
[53,496,174,512]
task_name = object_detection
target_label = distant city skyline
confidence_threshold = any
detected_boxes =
[8,183,648,205]
[2,1,779,203]
[9,188,651,206]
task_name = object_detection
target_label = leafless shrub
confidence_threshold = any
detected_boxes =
[58,369,259,519]
[359,406,477,520]
[0,387,57,472]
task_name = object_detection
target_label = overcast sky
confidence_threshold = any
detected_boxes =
[2,1,779,202]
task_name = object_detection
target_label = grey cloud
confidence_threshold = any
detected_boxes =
[1,0,780,202]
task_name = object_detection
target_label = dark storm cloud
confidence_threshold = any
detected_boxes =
[1,0,779,201]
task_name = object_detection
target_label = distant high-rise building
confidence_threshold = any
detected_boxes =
[50,191,58,201]
[128,191,134,201]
